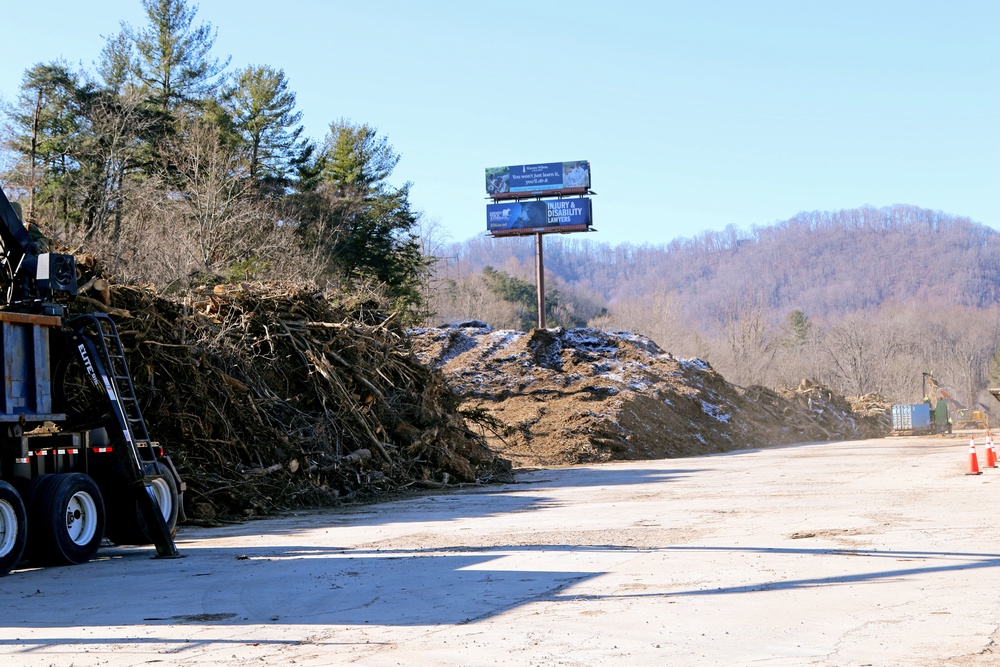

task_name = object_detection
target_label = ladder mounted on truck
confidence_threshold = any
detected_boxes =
[68,313,180,559]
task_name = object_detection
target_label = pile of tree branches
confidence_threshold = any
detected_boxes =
[70,280,511,521]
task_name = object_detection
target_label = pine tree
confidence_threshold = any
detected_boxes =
[481,266,562,329]
[4,61,87,229]
[127,0,229,113]
[786,309,812,346]
[222,65,309,188]
[297,120,430,315]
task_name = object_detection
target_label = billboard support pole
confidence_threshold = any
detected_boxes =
[535,231,546,329]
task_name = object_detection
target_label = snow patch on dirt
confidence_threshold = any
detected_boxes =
[701,402,731,423]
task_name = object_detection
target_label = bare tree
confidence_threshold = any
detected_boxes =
[932,307,1000,409]
[428,271,527,329]
[716,301,778,386]
[820,312,903,396]
[94,173,198,284]
[167,119,266,274]
[590,291,694,355]
[75,88,157,245]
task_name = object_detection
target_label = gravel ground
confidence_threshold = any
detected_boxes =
[2,433,999,666]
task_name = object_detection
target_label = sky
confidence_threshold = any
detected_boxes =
[2,1,997,247]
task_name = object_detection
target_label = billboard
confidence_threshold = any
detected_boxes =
[486,161,590,198]
[487,197,592,236]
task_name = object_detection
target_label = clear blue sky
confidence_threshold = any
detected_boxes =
[3,1,997,246]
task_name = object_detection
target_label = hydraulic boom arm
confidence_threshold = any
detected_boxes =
[0,188,76,310]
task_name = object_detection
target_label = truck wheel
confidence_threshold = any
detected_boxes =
[51,346,110,429]
[105,462,179,546]
[27,473,106,566]
[0,481,27,576]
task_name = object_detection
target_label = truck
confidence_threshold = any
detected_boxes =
[0,187,182,576]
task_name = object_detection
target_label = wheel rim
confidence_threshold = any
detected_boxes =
[0,499,18,558]
[147,478,173,520]
[65,491,99,546]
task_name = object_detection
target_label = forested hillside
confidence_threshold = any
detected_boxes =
[430,205,1000,409]
[0,0,429,317]
[442,205,1000,320]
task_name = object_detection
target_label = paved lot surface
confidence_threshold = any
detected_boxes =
[3,434,1000,665]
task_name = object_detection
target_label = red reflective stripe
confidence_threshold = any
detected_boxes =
[92,447,113,453]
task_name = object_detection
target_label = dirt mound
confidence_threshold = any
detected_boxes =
[68,282,511,520]
[410,324,889,467]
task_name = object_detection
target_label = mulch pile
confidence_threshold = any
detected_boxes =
[66,281,511,521]
[409,323,892,468]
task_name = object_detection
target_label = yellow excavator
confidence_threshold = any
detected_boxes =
[925,373,990,430]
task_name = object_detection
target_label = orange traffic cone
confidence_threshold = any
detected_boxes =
[967,437,983,475]
[987,436,998,468]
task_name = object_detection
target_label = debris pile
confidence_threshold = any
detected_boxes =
[409,323,890,468]
[744,379,891,443]
[69,283,510,520]
[845,392,893,431]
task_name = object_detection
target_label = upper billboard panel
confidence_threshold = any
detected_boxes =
[486,161,591,198]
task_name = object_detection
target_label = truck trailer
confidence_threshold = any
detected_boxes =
[0,188,181,576]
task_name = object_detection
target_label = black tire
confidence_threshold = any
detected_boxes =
[21,474,63,561]
[105,462,179,546]
[51,341,111,429]
[0,481,27,576]
[26,473,106,566]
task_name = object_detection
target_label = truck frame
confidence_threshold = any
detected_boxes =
[0,187,182,576]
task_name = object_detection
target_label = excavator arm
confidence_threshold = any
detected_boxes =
[0,188,77,311]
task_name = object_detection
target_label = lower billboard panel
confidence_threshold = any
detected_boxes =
[487,198,592,236]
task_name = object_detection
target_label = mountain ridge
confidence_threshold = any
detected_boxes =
[446,204,1000,324]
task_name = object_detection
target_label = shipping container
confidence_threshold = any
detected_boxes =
[891,403,932,433]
